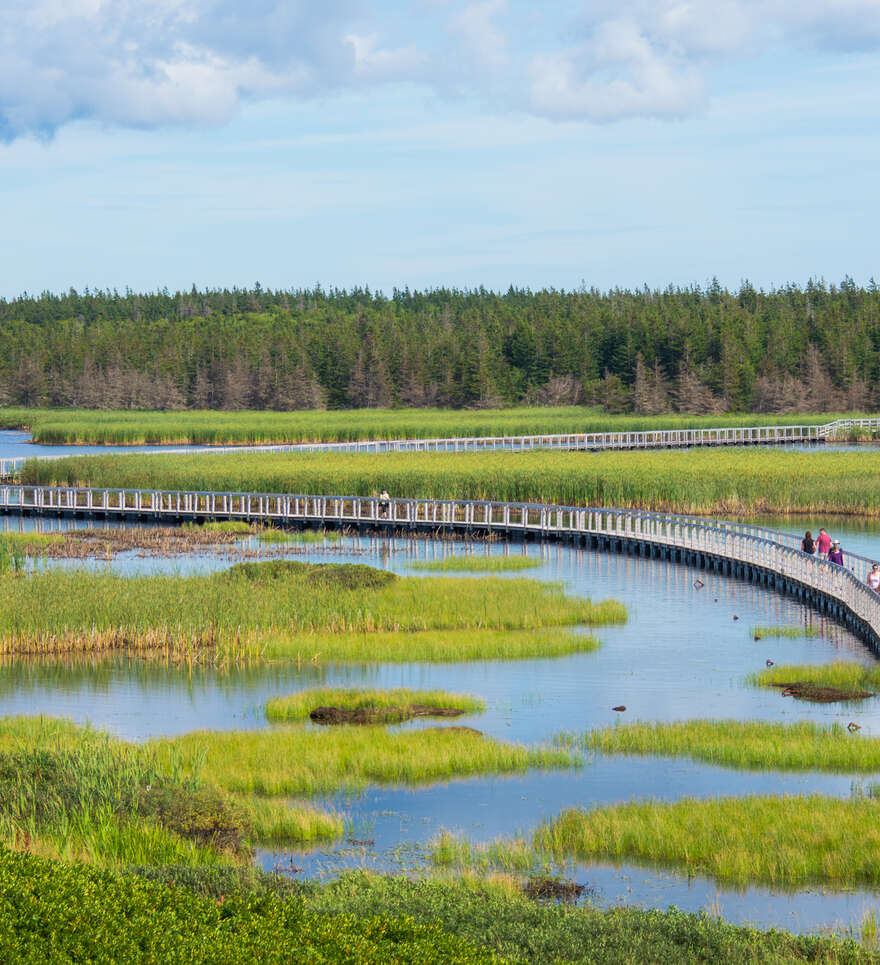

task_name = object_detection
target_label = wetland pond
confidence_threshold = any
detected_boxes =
[3,513,880,935]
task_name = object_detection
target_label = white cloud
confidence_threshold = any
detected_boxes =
[1,0,879,138]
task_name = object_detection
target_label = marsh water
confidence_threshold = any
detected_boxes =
[3,433,880,934]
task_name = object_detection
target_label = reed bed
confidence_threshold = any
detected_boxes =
[27,447,880,517]
[2,406,852,446]
[569,720,880,772]
[265,688,485,723]
[0,566,620,663]
[533,795,880,887]
[411,557,541,573]
[148,726,578,796]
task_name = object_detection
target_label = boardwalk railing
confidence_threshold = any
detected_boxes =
[2,483,879,646]
[2,417,878,479]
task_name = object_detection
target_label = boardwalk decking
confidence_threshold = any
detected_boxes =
[2,483,879,651]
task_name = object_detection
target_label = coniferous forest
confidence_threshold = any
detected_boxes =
[1,279,878,413]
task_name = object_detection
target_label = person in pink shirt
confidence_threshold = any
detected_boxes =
[816,528,832,559]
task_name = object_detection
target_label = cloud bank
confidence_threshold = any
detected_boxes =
[1,0,879,138]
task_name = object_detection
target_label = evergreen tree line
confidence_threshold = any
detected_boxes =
[0,279,878,412]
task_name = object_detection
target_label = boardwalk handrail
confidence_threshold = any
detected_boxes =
[2,417,878,479]
[2,483,879,646]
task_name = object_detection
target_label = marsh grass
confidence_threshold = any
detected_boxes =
[26,446,880,516]
[265,687,485,723]
[184,521,340,544]
[569,720,880,772]
[412,557,541,573]
[533,795,880,887]
[0,717,344,865]
[5,406,852,446]
[260,627,604,664]
[149,725,579,797]
[0,565,621,662]
[751,661,880,698]
[751,625,821,639]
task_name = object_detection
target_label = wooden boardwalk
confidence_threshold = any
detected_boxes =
[3,483,879,650]
[2,416,878,480]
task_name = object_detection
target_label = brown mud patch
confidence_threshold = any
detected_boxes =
[522,877,588,903]
[773,681,875,703]
[309,704,467,725]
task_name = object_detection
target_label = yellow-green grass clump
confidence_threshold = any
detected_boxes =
[149,725,578,797]
[3,405,850,446]
[265,687,485,723]
[570,720,880,772]
[0,563,621,662]
[751,624,821,639]
[534,795,880,887]
[750,661,880,702]
[0,716,343,870]
[261,628,604,664]
[412,556,541,572]
[26,446,880,517]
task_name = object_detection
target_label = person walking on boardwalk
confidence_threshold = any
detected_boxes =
[828,540,844,565]
[868,563,880,591]
[801,531,815,554]
[816,528,832,559]
[378,488,390,519]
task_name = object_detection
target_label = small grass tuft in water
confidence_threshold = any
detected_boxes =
[265,687,485,723]
[412,556,541,573]
[750,625,821,639]
[750,661,880,702]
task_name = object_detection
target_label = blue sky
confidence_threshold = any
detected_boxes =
[1,0,878,298]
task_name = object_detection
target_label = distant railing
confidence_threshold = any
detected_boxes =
[1,417,878,479]
[2,483,878,645]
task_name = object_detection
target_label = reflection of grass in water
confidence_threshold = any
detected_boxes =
[751,661,880,695]
[534,796,880,887]
[265,687,484,722]
[566,720,880,772]
[412,556,540,572]
[257,528,341,544]
[751,624,821,638]
[149,724,578,797]
[0,564,622,663]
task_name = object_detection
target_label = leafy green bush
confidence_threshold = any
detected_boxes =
[0,848,505,964]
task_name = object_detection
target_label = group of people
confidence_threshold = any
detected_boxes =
[800,528,843,563]
[801,527,880,591]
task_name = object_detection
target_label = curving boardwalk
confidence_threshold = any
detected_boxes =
[2,483,879,651]
[2,416,879,480]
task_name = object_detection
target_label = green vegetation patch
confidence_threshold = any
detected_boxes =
[149,724,577,797]
[292,870,879,965]
[27,446,880,517]
[751,624,821,639]
[569,720,880,772]
[0,848,500,965]
[0,717,343,867]
[4,405,851,447]
[412,556,541,573]
[534,795,880,887]
[751,661,880,702]
[265,687,485,724]
[260,628,605,664]
[0,566,619,663]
